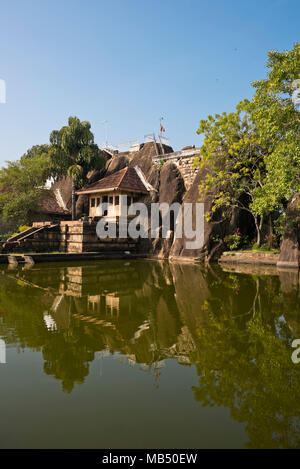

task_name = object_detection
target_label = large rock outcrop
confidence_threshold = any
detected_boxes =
[169,167,253,262]
[277,193,300,269]
[150,161,186,258]
[130,142,162,193]
[106,154,130,176]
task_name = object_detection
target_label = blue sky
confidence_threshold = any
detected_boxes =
[0,0,299,166]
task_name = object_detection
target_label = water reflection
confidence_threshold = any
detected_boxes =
[0,260,299,448]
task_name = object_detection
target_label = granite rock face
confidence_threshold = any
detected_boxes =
[130,142,162,193]
[277,193,300,269]
[159,161,185,206]
[169,167,254,262]
[106,154,130,176]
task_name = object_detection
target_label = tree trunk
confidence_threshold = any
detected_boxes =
[72,181,76,221]
[254,215,263,247]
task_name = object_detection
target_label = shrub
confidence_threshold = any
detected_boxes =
[224,228,248,251]
[264,233,278,250]
[0,232,13,242]
[224,233,241,251]
[252,242,269,251]
[18,225,30,233]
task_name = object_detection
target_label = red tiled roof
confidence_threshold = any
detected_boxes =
[76,166,148,195]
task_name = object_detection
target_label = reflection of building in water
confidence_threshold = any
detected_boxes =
[43,313,57,331]
[1,261,199,375]
[87,293,132,317]
[47,263,196,369]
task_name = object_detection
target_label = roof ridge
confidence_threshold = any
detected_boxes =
[117,166,129,186]
[76,165,148,195]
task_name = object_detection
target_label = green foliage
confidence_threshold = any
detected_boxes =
[49,116,104,220]
[0,232,13,242]
[191,272,300,448]
[196,100,268,244]
[274,213,286,242]
[264,233,278,249]
[196,43,300,245]
[49,116,102,188]
[18,225,30,232]
[0,146,51,225]
[224,228,248,250]
[10,225,31,238]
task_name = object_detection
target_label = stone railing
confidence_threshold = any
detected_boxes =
[153,147,201,190]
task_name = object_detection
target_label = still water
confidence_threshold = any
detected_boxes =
[0,259,299,449]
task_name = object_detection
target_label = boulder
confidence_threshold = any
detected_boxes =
[51,176,72,211]
[277,193,300,269]
[130,142,162,192]
[159,161,185,205]
[169,167,253,262]
[150,162,186,258]
[105,154,130,175]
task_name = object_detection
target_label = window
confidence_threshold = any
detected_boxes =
[103,196,108,203]
[115,196,119,206]
[109,196,114,205]
[91,198,95,208]
[96,197,101,206]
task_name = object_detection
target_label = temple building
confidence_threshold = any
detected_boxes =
[76,166,149,219]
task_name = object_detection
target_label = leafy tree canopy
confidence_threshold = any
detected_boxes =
[196,43,300,245]
[0,145,51,225]
[48,116,105,219]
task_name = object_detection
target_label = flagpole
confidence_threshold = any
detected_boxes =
[158,117,165,155]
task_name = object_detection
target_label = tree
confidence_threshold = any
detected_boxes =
[195,100,269,246]
[250,43,300,212]
[196,43,300,246]
[49,116,104,220]
[0,145,51,226]
[21,144,50,161]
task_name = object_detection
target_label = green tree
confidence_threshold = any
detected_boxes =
[21,144,50,161]
[49,116,104,220]
[250,43,300,213]
[195,100,269,245]
[0,146,51,225]
[196,43,300,246]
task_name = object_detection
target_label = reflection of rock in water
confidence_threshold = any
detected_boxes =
[1,260,300,447]
[278,268,300,338]
[169,262,211,336]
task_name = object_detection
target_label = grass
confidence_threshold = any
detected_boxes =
[229,248,280,254]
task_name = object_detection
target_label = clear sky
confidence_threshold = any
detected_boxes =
[0,0,299,166]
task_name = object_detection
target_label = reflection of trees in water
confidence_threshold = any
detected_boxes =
[0,262,300,446]
[186,268,300,449]
[192,315,300,448]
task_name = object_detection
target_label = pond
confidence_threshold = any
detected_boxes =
[0,259,299,449]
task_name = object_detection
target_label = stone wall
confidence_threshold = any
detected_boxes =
[1,224,61,253]
[1,220,139,254]
[59,220,139,253]
[152,147,200,191]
